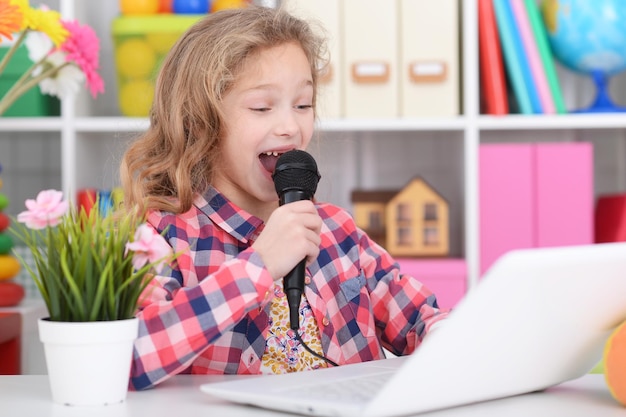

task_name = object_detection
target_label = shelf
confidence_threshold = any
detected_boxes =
[478,114,626,130]
[0,117,149,133]
[0,118,63,131]
[6,114,626,134]
[318,117,467,132]
[73,117,149,132]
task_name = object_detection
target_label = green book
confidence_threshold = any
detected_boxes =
[493,0,532,114]
[524,0,567,114]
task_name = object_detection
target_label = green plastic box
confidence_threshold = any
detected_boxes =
[0,45,60,117]
[111,15,203,117]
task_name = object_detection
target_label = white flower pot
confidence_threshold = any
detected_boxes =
[38,317,138,406]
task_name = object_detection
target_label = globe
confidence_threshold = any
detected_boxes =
[542,0,626,113]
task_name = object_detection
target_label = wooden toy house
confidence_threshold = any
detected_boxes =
[351,177,449,257]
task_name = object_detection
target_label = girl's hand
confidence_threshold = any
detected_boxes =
[252,200,322,281]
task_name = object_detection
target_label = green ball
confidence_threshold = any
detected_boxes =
[0,194,7,211]
[0,234,13,254]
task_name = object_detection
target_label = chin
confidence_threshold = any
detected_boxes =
[252,183,278,203]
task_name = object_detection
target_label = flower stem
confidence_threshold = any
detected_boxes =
[0,30,28,79]
[0,61,70,116]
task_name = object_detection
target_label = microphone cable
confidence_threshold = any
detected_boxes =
[294,326,339,368]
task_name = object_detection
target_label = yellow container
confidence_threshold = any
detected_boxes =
[111,15,203,117]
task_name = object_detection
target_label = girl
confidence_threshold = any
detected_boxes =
[120,5,447,391]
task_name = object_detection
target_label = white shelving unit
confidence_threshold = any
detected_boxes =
[2,0,626,293]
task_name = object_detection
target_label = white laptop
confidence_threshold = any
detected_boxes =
[200,242,626,417]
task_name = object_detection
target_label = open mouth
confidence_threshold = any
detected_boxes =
[259,151,284,174]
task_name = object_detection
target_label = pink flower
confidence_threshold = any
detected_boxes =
[59,19,104,98]
[17,189,69,230]
[125,224,173,273]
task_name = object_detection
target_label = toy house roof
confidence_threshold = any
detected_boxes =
[351,190,398,203]
[351,176,448,204]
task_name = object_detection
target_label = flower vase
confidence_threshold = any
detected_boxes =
[38,318,138,406]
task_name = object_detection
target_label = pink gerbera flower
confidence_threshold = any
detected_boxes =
[16,189,69,229]
[125,224,173,273]
[59,19,104,98]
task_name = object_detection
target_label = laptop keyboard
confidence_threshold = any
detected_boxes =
[284,371,394,403]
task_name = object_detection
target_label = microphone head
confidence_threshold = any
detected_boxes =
[272,150,321,198]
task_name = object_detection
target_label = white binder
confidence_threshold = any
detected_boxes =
[399,0,460,117]
[342,0,399,118]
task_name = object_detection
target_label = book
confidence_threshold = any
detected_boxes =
[76,187,123,217]
[493,0,541,114]
[524,0,567,113]
[478,0,509,115]
[492,0,531,114]
[511,0,555,114]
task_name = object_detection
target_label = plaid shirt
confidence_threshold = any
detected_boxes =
[130,187,448,390]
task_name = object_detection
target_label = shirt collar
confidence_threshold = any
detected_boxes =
[195,186,264,243]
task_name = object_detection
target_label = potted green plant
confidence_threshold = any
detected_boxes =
[10,189,174,406]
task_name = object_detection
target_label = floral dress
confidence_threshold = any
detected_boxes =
[260,282,328,373]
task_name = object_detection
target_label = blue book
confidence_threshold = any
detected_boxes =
[492,0,542,114]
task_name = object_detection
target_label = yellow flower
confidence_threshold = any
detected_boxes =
[28,8,67,46]
[10,0,67,45]
[8,0,30,29]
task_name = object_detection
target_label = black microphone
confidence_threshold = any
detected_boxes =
[272,150,321,331]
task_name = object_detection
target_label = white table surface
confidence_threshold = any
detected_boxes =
[0,373,624,417]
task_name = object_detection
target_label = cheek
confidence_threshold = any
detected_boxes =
[302,119,315,147]
[302,133,313,149]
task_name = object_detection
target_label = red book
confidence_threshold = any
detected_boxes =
[595,194,626,243]
[77,188,97,216]
[478,0,509,115]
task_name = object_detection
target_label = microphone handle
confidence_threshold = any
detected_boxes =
[284,259,306,331]
[279,189,311,331]
[280,189,309,205]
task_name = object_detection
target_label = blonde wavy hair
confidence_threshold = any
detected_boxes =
[119,5,328,214]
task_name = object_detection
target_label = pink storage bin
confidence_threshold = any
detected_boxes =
[397,258,466,309]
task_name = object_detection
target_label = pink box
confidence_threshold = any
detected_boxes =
[397,258,466,309]
[535,143,594,247]
[480,142,593,275]
[479,144,535,275]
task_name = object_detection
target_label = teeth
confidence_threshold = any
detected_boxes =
[264,151,280,156]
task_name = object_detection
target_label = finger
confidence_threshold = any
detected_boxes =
[281,199,317,214]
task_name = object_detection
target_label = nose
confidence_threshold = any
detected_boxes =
[274,108,299,138]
